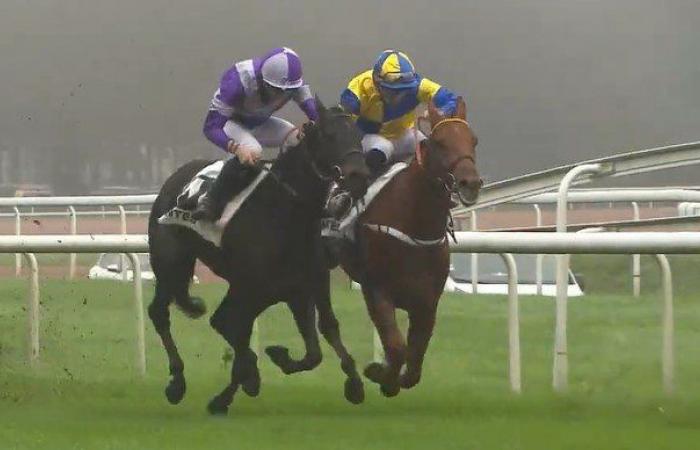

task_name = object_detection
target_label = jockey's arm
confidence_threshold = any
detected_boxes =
[202,68,246,152]
[202,111,233,152]
[340,87,383,135]
[417,77,459,116]
[292,85,319,122]
[339,72,363,117]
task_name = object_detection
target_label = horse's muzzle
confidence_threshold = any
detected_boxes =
[455,177,482,207]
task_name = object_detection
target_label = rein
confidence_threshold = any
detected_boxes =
[365,116,470,247]
[259,118,362,203]
[421,117,475,196]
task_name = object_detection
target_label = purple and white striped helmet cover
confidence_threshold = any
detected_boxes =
[260,47,304,89]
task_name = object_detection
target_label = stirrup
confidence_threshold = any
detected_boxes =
[320,218,343,239]
[326,191,353,220]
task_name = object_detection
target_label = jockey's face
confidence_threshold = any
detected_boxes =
[377,83,409,107]
[262,82,285,99]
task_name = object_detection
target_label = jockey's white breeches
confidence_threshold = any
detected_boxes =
[361,128,426,163]
[223,116,296,157]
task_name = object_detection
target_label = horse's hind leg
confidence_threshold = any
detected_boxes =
[265,295,322,374]
[315,271,364,404]
[148,279,187,404]
[400,304,437,389]
[208,288,264,415]
[362,285,405,398]
[148,251,202,405]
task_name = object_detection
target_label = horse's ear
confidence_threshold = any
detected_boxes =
[427,100,443,126]
[315,95,327,122]
[455,96,467,120]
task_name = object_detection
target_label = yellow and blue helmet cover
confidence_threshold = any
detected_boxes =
[372,50,419,90]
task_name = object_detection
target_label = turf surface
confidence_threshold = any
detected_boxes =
[1,262,700,449]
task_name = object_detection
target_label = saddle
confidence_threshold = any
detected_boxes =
[158,160,269,247]
[322,162,409,241]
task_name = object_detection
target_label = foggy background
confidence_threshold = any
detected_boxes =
[1,0,698,194]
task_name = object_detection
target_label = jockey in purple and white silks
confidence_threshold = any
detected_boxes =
[192,47,319,221]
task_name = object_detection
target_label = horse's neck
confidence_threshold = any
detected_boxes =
[409,161,451,231]
[273,143,328,212]
[370,160,450,238]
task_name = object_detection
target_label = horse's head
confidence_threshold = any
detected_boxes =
[303,97,369,200]
[419,97,481,206]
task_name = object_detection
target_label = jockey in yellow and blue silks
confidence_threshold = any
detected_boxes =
[339,50,459,175]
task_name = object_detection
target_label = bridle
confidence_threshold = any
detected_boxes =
[260,115,363,201]
[300,115,364,183]
[421,117,477,201]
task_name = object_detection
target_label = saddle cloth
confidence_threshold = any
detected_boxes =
[327,162,408,241]
[158,160,268,247]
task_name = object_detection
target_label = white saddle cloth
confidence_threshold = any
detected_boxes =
[158,160,269,247]
[335,162,408,240]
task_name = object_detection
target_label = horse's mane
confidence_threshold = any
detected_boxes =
[270,106,351,171]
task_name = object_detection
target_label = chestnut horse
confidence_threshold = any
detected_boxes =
[339,97,480,396]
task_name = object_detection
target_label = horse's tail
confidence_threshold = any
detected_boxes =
[148,158,215,319]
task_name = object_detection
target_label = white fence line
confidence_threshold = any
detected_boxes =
[4,196,153,278]
[450,231,700,254]
[0,210,149,218]
[516,188,700,204]
[449,231,700,394]
[4,230,696,394]
[679,202,700,217]
[454,140,700,215]
[0,194,157,207]
[1,235,149,375]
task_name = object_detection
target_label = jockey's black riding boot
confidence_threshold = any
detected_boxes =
[192,157,251,221]
[365,148,387,180]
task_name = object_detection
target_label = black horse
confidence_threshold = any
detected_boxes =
[148,101,369,415]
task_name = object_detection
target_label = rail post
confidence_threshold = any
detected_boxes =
[125,252,146,376]
[68,206,77,279]
[632,202,641,297]
[24,253,39,364]
[14,207,21,276]
[501,253,521,393]
[553,163,604,392]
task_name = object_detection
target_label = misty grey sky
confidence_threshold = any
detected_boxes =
[1,0,699,186]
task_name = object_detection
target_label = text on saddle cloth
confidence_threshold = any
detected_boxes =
[159,161,269,247]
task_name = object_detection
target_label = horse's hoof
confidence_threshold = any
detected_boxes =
[206,397,229,416]
[265,346,293,374]
[400,372,421,390]
[344,377,365,405]
[164,378,186,405]
[380,383,400,398]
[178,296,207,319]
[241,371,261,397]
[363,362,385,385]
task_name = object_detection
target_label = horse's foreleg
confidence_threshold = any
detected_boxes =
[362,286,405,398]
[266,297,322,374]
[315,272,365,404]
[147,281,187,405]
[207,291,262,415]
[401,305,437,389]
